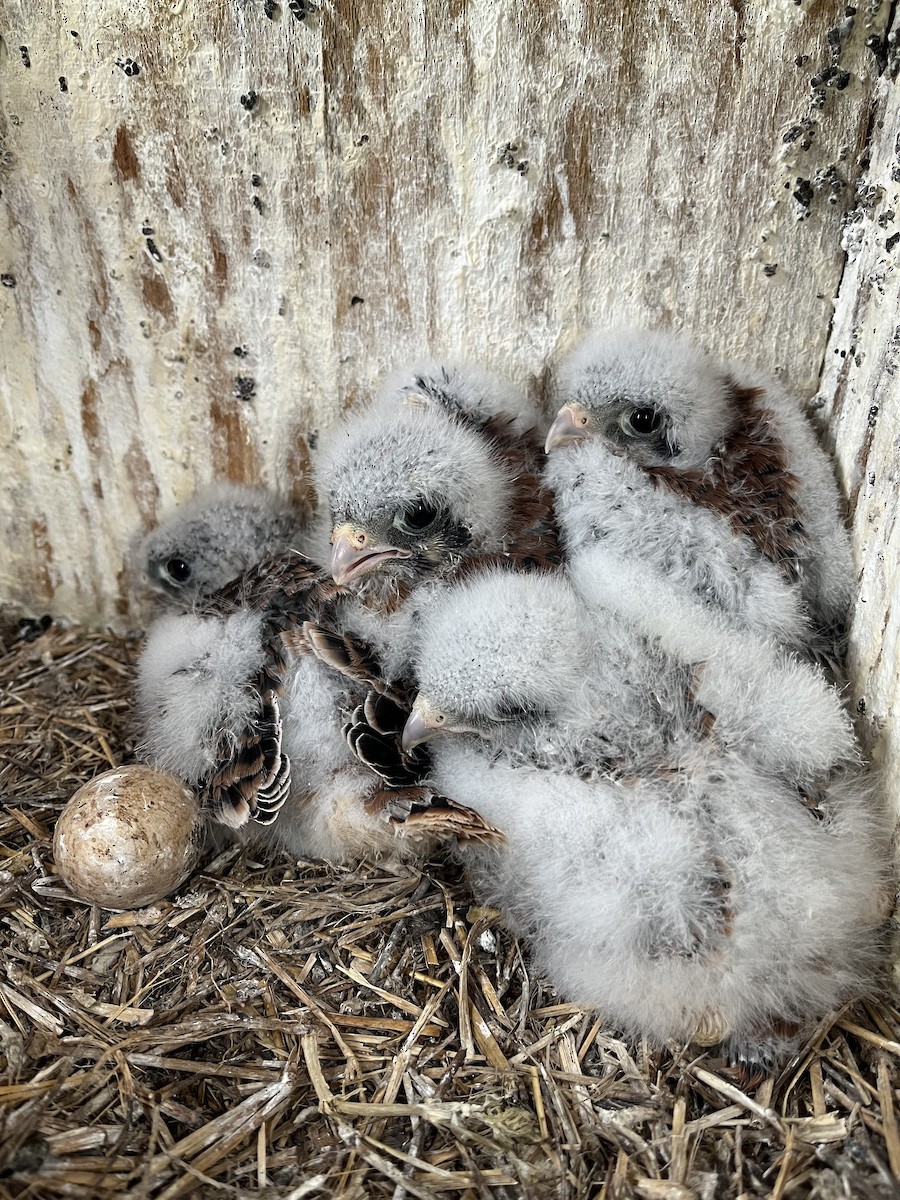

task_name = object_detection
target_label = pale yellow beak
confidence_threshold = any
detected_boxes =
[401,696,448,752]
[544,403,592,453]
[330,523,412,585]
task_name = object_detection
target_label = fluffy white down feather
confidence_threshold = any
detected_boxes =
[133,483,313,607]
[550,328,854,656]
[378,358,541,436]
[136,611,428,863]
[544,437,812,651]
[413,569,857,788]
[136,610,269,784]
[432,739,890,1056]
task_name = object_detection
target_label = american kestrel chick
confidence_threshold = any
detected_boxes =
[402,568,858,791]
[545,329,853,667]
[134,483,313,608]
[397,572,890,1060]
[312,364,559,677]
[135,553,499,860]
[429,739,889,1062]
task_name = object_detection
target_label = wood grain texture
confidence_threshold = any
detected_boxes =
[817,9,900,815]
[0,0,891,624]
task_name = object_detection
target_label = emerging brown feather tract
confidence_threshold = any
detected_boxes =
[195,552,345,829]
[190,409,560,835]
[464,413,563,578]
[644,384,808,578]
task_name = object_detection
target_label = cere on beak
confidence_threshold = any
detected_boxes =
[330,523,412,585]
[401,696,449,752]
[544,404,592,454]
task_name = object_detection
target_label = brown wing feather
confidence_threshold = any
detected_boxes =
[364,787,505,846]
[302,622,411,707]
[193,555,345,829]
[645,384,808,577]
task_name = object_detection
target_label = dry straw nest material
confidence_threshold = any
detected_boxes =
[1,617,899,1199]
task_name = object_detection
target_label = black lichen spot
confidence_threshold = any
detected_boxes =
[235,376,256,402]
[240,90,258,111]
[793,178,813,208]
[264,0,278,16]
[70,30,79,37]
[499,142,528,173]
[867,405,879,427]
[142,224,154,235]
[145,237,162,262]
[857,697,866,715]
[116,57,140,76]
[19,46,31,68]
[1,274,16,288]
[251,173,262,187]
[59,77,68,93]
[794,54,810,67]
[762,263,778,277]
[234,346,249,358]
[866,34,888,73]
[350,295,364,306]
[886,232,900,253]
[289,0,316,20]
[307,430,318,449]
[782,117,816,151]
[252,195,264,213]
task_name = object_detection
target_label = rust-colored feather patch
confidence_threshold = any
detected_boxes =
[645,384,808,577]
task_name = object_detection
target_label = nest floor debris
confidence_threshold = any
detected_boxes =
[1,618,899,1198]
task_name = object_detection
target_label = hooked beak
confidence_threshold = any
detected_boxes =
[544,403,592,453]
[330,524,412,585]
[401,696,447,752]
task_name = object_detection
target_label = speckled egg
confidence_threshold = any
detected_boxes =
[53,765,203,910]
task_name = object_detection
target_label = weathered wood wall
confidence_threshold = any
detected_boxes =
[818,37,900,811]
[0,1,897,788]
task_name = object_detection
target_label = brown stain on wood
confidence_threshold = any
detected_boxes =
[165,145,186,209]
[65,179,110,313]
[141,268,175,323]
[112,125,141,184]
[563,101,597,243]
[124,440,161,532]
[209,231,229,300]
[80,380,101,454]
[87,320,101,353]
[29,519,55,601]
[210,397,260,484]
[283,426,318,514]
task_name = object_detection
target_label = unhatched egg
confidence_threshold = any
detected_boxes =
[53,765,203,909]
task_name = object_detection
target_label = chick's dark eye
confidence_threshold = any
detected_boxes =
[164,557,192,584]
[626,407,662,435]
[393,500,440,534]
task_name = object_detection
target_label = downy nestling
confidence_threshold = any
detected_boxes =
[136,552,501,862]
[402,569,858,792]
[134,483,313,608]
[545,329,853,668]
[399,570,891,1061]
[312,361,559,678]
